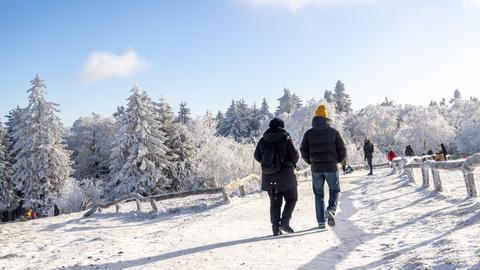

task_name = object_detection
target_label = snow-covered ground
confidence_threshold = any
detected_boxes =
[1,168,480,270]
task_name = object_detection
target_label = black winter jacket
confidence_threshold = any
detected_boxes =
[300,117,346,172]
[254,128,299,192]
[364,142,374,160]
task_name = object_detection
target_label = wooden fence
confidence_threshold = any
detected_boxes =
[83,168,315,218]
[392,153,480,198]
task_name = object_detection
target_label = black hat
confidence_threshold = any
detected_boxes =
[269,117,285,129]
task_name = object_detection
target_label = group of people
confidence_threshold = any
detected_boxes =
[254,105,346,236]
[254,104,453,236]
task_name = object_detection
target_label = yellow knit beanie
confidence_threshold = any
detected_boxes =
[314,105,328,118]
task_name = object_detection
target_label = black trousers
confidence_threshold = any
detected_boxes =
[268,188,298,225]
[367,158,373,173]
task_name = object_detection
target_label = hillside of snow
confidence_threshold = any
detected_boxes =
[1,168,480,270]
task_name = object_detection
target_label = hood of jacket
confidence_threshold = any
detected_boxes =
[263,128,289,143]
[312,116,331,130]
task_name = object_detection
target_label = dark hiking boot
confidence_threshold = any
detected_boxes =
[368,172,373,176]
[327,210,336,227]
[318,222,326,230]
[272,223,283,236]
[279,222,295,234]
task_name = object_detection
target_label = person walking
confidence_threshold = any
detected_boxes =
[300,105,346,229]
[405,145,415,157]
[254,118,299,236]
[363,139,374,175]
[440,143,448,161]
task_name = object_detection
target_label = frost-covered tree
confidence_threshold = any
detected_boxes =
[248,103,261,139]
[155,97,195,190]
[0,122,16,211]
[345,105,400,150]
[454,100,480,154]
[189,116,255,188]
[333,80,352,114]
[395,106,455,154]
[215,110,225,133]
[450,89,461,104]
[177,102,191,124]
[258,98,273,120]
[68,113,115,179]
[276,88,301,116]
[113,105,125,118]
[12,75,72,213]
[324,90,333,103]
[439,98,447,107]
[108,86,171,198]
[218,100,249,142]
[4,106,25,163]
[381,97,395,107]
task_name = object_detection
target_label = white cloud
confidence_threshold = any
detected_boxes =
[81,49,149,84]
[464,0,480,10]
[241,0,374,11]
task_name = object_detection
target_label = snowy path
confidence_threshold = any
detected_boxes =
[1,169,480,270]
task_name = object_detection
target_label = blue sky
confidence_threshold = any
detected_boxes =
[1,0,480,126]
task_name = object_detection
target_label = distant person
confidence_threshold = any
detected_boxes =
[440,143,448,160]
[427,149,433,155]
[254,118,299,236]
[387,148,396,168]
[363,139,374,175]
[405,145,415,157]
[300,105,346,229]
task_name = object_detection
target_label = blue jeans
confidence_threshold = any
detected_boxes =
[312,171,340,224]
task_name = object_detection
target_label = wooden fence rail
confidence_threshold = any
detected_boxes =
[83,168,316,218]
[393,153,480,198]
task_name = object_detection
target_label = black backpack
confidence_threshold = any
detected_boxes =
[261,141,283,175]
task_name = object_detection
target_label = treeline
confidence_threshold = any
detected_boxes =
[1,76,479,218]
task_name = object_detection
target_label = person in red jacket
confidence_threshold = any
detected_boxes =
[387,148,397,168]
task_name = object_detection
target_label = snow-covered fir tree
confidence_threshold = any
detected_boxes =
[258,98,273,120]
[177,102,191,124]
[218,100,249,142]
[67,113,115,180]
[11,75,72,213]
[108,86,171,198]
[155,97,194,190]
[276,88,302,116]
[324,90,333,103]
[248,103,261,140]
[450,89,461,104]
[4,106,25,163]
[333,80,352,114]
[215,110,225,133]
[0,122,16,211]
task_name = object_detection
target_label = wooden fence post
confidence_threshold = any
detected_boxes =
[421,162,430,189]
[135,199,142,212]
[239,186,246,197]
[221,187,230,204]
[431,168,443,192]
[150,199,158,212]
[462,170,478,198]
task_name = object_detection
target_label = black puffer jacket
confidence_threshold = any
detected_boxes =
[254,128,299,192]
[364,141,374,160]
[300,117,346,172]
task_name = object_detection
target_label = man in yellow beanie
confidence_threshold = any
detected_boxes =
[300,104,346,229]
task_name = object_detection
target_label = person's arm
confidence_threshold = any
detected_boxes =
[287,139,300,166]
[300,133,311,164]
[335,131,346,163]
[254,140,263,162]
